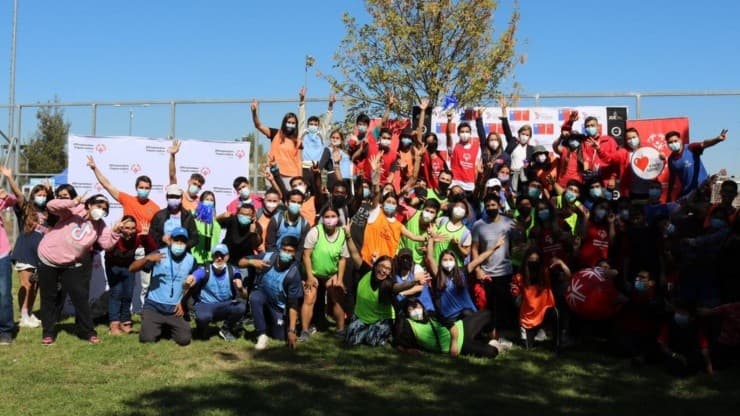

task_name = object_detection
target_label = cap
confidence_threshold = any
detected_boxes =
[170,227,189,239]
[166,184,183,196]
[486,178,502,188]
[532,145,548,155]
[211,243,229,256]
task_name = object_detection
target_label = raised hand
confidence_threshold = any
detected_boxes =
[328,93,336,107]
[139,221,151,235]
[387,92,396,108]
[251,99,258,112]
[419,98,429,111]
[0,166,12,178]
[569,110,579,123]
[299,87,306,102]
[86,155,97,170]
[368,153,383,171]
[718,129,728,142]
[168,139,181,155]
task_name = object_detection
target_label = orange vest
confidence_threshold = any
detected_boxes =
[361,211,403,264]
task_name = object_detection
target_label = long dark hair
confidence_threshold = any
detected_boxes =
[280,112,299,140]
[521,246,547,288]
[22,184,49,233]
[372,255,395,305]
[434,250,465,291]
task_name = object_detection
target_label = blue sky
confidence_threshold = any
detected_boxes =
[1,0,738,175]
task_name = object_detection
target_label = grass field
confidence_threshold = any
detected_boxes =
[2,283,739,415]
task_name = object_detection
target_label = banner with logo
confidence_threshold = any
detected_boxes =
[430,106,626,150]
[625,117,690,202]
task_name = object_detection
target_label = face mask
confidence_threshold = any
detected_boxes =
[441,260,456,272]
[331,139,342,147]
[167,198,181,209]
[34,196,47,207]
[536,154,547,164]
[585,126,598,136]
[294,185,307,195]
[380,139,392,148]
[288,202,302,215]
[519,134,530,144]
[265,201,279,212]
[213,263,227,272]
[590,188,603,199]
[240,187,251,199]
[357,125,368,134]
[458,132,471,142]
[634,279,647,292]
[332,195,347,207]
[401,137,413,147]
[285,123,296,133]
[489,140,500,150]
[569,139,580,149]
[136,189,150,199]
[237,214,252,226]
[383,203,397,216]
[527,260,541,271]
[409,307,424,321]
[421,211,436,223]
[648,188,662,199]
[188,184,200,195]
[307,125,319,135]
[673,313,690,326]
[668,142,681,152]
[528,188,542,199]
[486,208,499,220]
[363,188,371,199]
[710,218,728,229]
[451,206,466,219]
[90,207,106,221]
[498,174,510,183]
[620,209,630,221]
[564,190,578,203]
[437,182,450,195]
[665,223,676,236]
[594,208,607,220]
[627,137,640,150]
[323,217,338,227]
[427,142,438,152]
[537,209,550,221]
[279,250,294,263]
[170,243,186,257]
[201,200,214,208]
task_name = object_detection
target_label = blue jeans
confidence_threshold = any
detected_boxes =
[249,290,286,340]
[193,300,246,328]
[108,266,134,323]
[0,255,13,335]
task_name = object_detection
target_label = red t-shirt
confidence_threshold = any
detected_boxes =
[422,152,449,189]
[450,140,480,186]
[579,222,610,267]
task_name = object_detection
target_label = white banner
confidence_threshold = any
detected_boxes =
[67,135,251,223]
[430,106,610,150]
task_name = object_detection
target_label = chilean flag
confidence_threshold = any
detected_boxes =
[558,109,574,121]
[509,110,530,121]
[487,123,504,134]
[436,123,456,134]
[533,123,554,135]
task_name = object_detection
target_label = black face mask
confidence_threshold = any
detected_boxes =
[486,208,499,219]
[527,261,541,271]
[518,206,532,217]
[437,182,450,195]
[399,258,413,272]
[427,142,438,152]
[332,195,347,207]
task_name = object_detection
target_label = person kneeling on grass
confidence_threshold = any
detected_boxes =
[246,236,303,350]
[182,244,247,342]
[130,227,197,346]
[393,298,511,358]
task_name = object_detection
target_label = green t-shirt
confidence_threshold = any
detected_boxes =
[355,272,395,324]
[398,211,426,265]
[408,319,464,353]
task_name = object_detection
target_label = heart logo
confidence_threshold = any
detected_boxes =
[634,156,649,172]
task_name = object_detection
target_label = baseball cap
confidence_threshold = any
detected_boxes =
[211,244,229,256]
[166,184,183,196]
[532,145,548,155]
[486,178,502,188]
[171,227,188,239]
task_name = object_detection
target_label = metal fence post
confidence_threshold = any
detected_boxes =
[169,101,176,138]
[635,94,641,119]
[91,103,97,135]
[14,105,22,175]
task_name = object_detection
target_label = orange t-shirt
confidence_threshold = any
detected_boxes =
[270,131,302,178]
[512,272,555,329]
[181,193,199,212]
[257,212,273,252]
[301,196,316,227]
[360,208,403,264]
[118,192,160,233]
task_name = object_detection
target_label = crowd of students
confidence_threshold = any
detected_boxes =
[0,92,737,377]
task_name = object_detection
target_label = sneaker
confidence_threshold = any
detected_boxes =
[255,334,269,350]
[496,337,514,350]
[298,331,311,342]
[219,327,236,342]
[19,316,40,328]
[88,335,101,345]
[334,328,347,340]
[0,333,12,345]
[489,339,513,353]
[307,325,317,335]
[520,326,527,341]
[42,336,55,346]
[30,314,42,325]
[534,328,548,342]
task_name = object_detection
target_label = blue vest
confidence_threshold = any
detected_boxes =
[302,133,325,162]
[147,248,195,306]
[669,146,707,197]
[258,253,292,310]
[200,265,235,304]
[275,215,305,248]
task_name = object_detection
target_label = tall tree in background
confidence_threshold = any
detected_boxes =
[22,105,69,174]
[323,0,521,119]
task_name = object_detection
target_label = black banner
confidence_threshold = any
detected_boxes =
[606,107,628,146]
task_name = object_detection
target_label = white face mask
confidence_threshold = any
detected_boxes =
[519,134,530,144]
[627,137,640,150]
[536,154,547,163]
[489,140,500,150]
[421,211,436,223]
[380,139,392,147]
[265,201,279,211]
[409,307,424,321]
[90,207,106,221]
[452,206,466,219]
[331,139,342,147]
[458,132,471,142]
[441,260,456,272]
[294,185,307,195]
[213,262,227,271]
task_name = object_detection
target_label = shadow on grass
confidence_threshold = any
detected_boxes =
[115,337,740,416]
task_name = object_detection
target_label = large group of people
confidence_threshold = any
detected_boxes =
[0,91,737,378]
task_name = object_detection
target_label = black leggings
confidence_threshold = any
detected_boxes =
[461,310,499,358]
[38,260,95,339]
[522,307,559,349]
[484,275,515,332]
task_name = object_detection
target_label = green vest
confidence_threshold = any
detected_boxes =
[408,319,464,353]
[398,211,426,265]
[433,218,468,266]
[310,225,346,278]
[355,273,395,324]
[555,195,579,235]
[193,219,222,265]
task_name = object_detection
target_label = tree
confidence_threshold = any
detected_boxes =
[323,0,521,119]
[22,104,69,174]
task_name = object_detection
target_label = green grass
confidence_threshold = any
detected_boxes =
[2,282,739,415]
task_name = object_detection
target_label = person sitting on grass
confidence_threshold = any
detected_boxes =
[393,298,511,358]
[246,236,304,350]
[130,227,197,346]
[183,244,246,342]
[658,299,713,377]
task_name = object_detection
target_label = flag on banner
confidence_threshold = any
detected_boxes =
[509,110,530,121]
[487,123,504,134]
[558,109,575,121]
[436,123,456,134]
[533,123,554,135]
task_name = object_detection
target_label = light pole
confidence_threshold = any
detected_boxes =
[114,104,150,136]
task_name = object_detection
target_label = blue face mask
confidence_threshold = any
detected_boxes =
[710,218,728,229]
[569,139,581,149]
[363,188,371,199]
[585,126,598,137]
[170,243,186,257]
[668,142,682,153]
[136,189,150,199]
[665,223,676,236]
[237,214,252,226]
[201,200,214,208]
[528,188,542,199]
[383,203,397,216]
[279,250,294,263]
[594,208,607,220]
[401,137,413,147]
[307,125,319,135]
[648,188,662,199]
[537,209,551,221]
[288,202,301,215]
[564,190,578,203]
[634,279,647,292]
[34,196,47,207]
[590,188,603,199]
[188,184,200,195]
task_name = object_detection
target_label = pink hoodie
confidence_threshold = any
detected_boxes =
[0,193,18,257]
[38,199,120,266]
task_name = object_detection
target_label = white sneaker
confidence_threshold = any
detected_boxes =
[534,328,548,342]
[255,334,269,350]
[30,314,42,325]
[19,317,40,328]
[489,339,512,352]
[496,337,513,350]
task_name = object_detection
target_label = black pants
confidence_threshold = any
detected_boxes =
[140,308,192,346]
[483,275,515,333]
[461,310,499,358]
[38,261,95,339]
[523,307,560,350]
